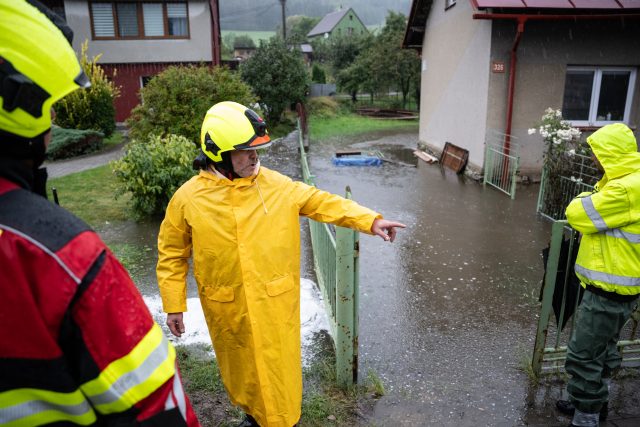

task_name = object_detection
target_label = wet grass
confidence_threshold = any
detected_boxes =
[109,242,154,278]
[309,113,418,141]
[48,164,129,227]
[176,343,381,426]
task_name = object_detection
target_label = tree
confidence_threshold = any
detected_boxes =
[233,34,256,49]
[370,11,421,108]
[240,38,309,124]
[285,15,320,45]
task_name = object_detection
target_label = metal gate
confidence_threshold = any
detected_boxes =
[483,131,519,199]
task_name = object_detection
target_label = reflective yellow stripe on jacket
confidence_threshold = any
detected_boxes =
[0,388,96,427]
[0,324,175,426]
[81,323,176,414]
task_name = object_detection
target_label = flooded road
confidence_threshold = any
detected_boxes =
[306,130,560,426]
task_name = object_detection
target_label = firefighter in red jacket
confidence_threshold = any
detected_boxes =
[0,1,200,425]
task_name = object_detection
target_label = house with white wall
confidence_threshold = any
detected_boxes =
[403,0,640,178]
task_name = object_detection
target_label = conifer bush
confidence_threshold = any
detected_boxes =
[112,134,195,219]
[54,41,118,137]
[47,127,104,160]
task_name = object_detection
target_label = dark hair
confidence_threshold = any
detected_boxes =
[192,149,210,170]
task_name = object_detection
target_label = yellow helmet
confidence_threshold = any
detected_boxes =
[200,101,272,163]
[0,0,90,142]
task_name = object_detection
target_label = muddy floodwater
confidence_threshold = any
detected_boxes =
[95,129,640,426]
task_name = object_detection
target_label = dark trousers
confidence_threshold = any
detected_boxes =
[565,290,637,413]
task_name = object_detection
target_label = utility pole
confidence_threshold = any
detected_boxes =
[279,0,286,40]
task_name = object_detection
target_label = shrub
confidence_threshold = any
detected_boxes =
[311,64,326,84]
[530,108,596,219]
[127,65,255,145]
[307,97,339,118]
[54,41,118,137]
[47,127,104,160]
[112,134,196,219]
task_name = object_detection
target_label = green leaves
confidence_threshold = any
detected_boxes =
[240,38,309,124]
[127,65,255,145]
[112,134,196,219]
[54,40,118,137]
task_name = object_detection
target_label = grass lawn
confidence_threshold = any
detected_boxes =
[309,113,418,141]
[221,29,275,45]
[47,163,129,227]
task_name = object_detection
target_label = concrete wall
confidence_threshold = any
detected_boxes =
[64,0,212,63]
[418,1,492,172]
[488,19,640,176]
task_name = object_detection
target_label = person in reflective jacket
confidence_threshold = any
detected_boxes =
[0,1,200,425]
[157,101,406,427]
[556,123,640,427]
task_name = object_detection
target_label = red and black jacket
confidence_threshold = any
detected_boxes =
[0,175,200,426]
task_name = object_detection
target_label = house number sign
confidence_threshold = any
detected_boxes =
[492,61,505,73]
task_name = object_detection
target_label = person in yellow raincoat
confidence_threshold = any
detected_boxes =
[157,101,405,427]
[555,123,640,427]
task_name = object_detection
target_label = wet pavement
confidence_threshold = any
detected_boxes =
[302,130,640,426]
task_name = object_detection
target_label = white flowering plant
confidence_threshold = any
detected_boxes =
[528,108,582,156]
[531,108,596,219]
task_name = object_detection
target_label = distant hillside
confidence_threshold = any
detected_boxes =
[220,0,412,31]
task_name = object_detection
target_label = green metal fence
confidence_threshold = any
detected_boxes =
[532,220,640,376]
[298,119,360,387]
[483,132,519,199]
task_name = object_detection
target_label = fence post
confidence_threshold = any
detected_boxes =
[532,220,566,376]
[335,187,358,387]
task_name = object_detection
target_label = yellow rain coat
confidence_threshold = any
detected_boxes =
[157,167,381,427]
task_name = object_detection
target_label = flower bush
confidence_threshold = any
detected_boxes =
[528,108,582,159]
[531,108,595,219]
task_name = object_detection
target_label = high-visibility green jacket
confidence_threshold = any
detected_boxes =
[157,167,380,427]
[565,123,640,296]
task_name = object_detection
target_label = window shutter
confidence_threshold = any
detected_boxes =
[117,2,139,37]
[143,3,164,36]
[167,3,187,18]
[167,3,188,36]
[92,3,115,37]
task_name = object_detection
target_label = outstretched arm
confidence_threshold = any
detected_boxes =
[371,218,406,242]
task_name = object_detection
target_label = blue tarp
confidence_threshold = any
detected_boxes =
[332,155,383,166]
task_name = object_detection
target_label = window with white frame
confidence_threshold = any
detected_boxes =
[562,66,636,126]
[90,1,188,39]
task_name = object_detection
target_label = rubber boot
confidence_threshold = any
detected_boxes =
[556,400,608,421]
[570,408,599,427]
[237,414,259,427]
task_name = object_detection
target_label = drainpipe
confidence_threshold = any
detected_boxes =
[209,0,221,66]
[473,12,640,155]
[504,17,526,155]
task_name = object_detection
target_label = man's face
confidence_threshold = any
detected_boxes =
[230,149,259,178]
